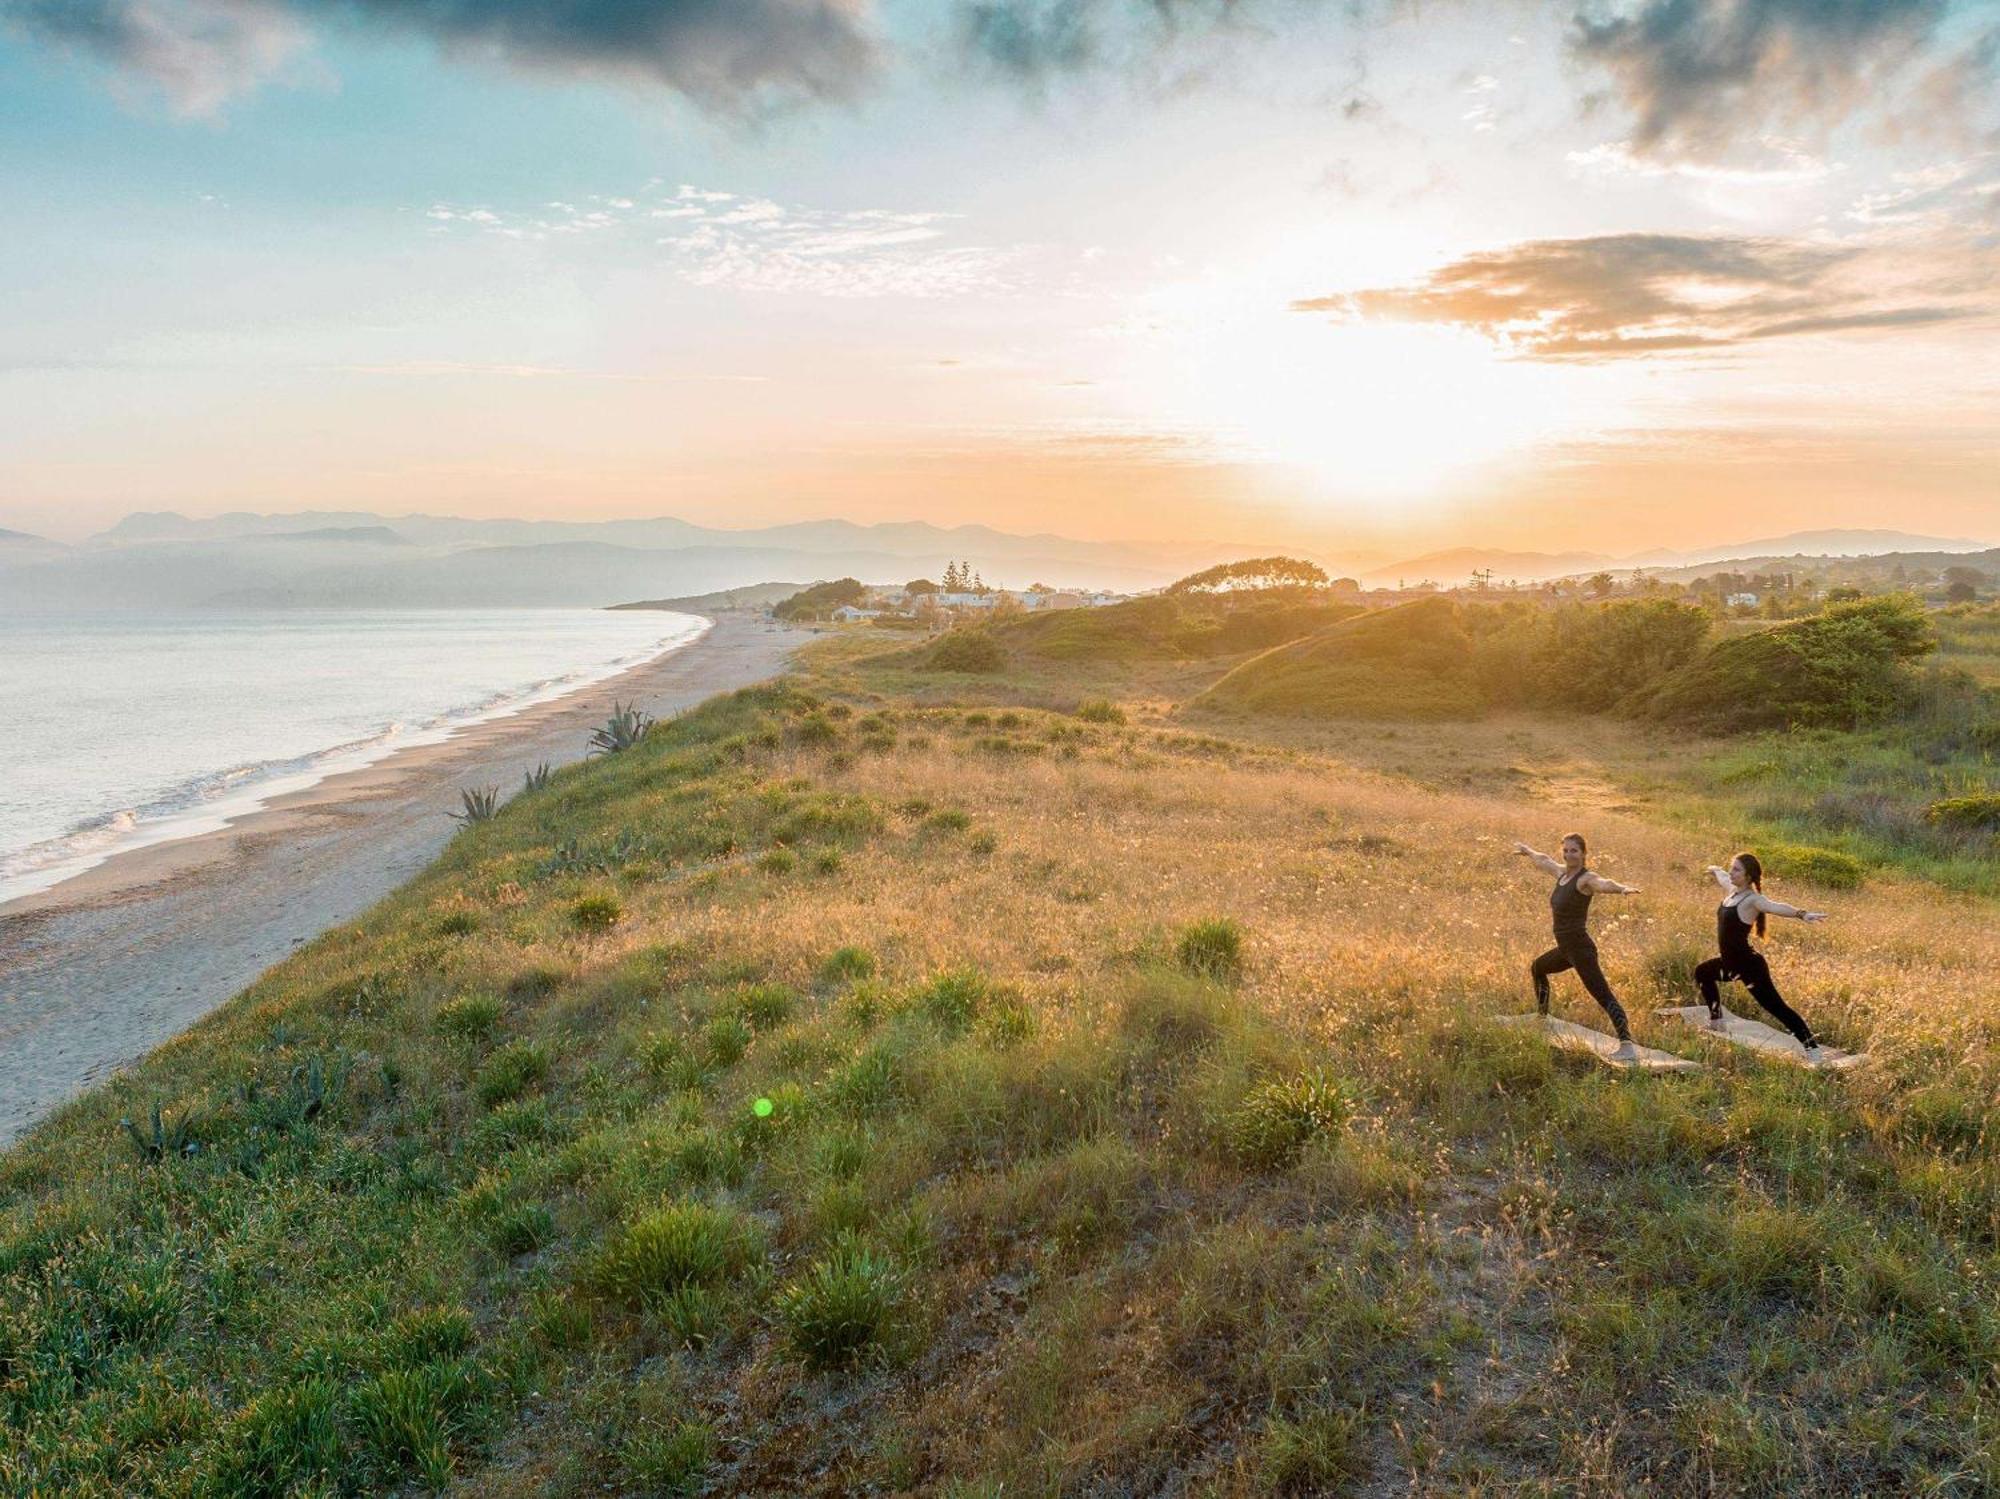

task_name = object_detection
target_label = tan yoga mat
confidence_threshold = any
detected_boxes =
[1654,1006,1868,1071]
[1497,1013,1703,1073]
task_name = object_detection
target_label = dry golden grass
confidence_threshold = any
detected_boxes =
[5,636,2000,1496]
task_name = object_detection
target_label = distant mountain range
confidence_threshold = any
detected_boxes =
[2,510,1989,612]
[1359,530,1994,586]
[0,510,1209,611]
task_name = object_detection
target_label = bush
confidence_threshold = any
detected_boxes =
[757,847,798,875]
[591,1201,762,1308]
[476,1043,549,1108]
[929,629,1005,673]
[1074,698,1126,724]
[623,1420,714,1496]
[736,982,795,1028]
[570,892,623,931]
[1926,793,2000,830]
[775,1234,905,1371]
[434,993,503,1042]
[1260,1406,1368,1494]
[1228,1072,1350,1168]
[1763,843,1865,890]
[818,946,877,985]
[705,1014,753,1068]
[919,969,987,1030]
[1644,596,1935,731]
[1177,918,1244,980]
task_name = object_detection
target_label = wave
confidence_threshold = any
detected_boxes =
[0,613,708,906]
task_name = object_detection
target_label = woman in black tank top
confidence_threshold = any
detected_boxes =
[1693,851,1828,1056]
[1511,833,1642,1057]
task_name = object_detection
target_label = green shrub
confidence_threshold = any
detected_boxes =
[1646,941,1704,998]
[623,1420,714,1496]
[434,993,503,1042]
[199,1377,343,1496]
[570,892,623,931]
[1644,595,1935,731]
[737,983,796,1028]
[757,847,798,875]
[774,1234,905,1371]
[929,630,1005,673]
[818,946,877,985]
[1177,917,1244,980]
[705,1014,753,1068]
[1074,698,1126,724]
[489,1202,555,1257]
[919,969,987,1031]
[591,1201,762,1308]
[925,808,972,834]
[1228,1072,1350,1168]
[812,847,844,874]
[350,1359,477,1478]
[476,1043,549,1108]
[1926,793,2000,830]
[642,1034,710,1092]
[436,909,479,936]
[1260,1406,1368,1494]
[1763,843,1865,890]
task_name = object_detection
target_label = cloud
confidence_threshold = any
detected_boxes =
[2,0,308,115]
[955,0,1259,87]
[2,0,881,115]
[1299,231,1991,359]
[423,183,1022,298]
[1569,0,1997,161]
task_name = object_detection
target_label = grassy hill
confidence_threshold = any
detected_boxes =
[5,619,2000,1495]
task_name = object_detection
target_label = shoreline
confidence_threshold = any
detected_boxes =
[0,611,805,1147]
[0,610,708,909]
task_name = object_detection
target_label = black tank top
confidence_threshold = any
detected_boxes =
[1718,898,1757,963]
[1551,871,1592,939]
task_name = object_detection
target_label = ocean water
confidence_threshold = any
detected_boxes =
[0,608,705,905]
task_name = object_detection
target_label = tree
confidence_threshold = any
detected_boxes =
[1587,572,1616,599]
[1166,556,1330,595]
[773,578,866,620]
[942,562,962,591]
[1943,565,1984,604]
[1330,577,1361,594]
[906,578,940,596]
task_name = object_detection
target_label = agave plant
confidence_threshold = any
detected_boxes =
[522,762,553,793]
[121,1102,201,1161]
[450,786,501,823]
[588,701,654,756]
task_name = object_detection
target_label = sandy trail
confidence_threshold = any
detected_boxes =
[0,611,803,1147]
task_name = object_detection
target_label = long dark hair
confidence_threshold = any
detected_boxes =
[1735,851,1766,936]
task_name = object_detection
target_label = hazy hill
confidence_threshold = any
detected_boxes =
[610,583,805,613]
[1364,529,1995,587]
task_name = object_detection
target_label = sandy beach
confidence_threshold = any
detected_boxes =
[0,610,803,1147]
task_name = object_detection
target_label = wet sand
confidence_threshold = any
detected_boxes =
[0,611,803,1147]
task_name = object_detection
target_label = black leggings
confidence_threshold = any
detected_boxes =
[1694,954,1815,1047]
[1532,936,1631,1041]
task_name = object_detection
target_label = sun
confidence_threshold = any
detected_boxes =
[1153,303,1580,499]
[1103,251,1613,507]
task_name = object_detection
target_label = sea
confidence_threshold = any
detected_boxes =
[0,608,705,906]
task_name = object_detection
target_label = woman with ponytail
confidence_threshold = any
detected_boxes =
[1695,852,1828,1060]
[1512,832,1644,1062]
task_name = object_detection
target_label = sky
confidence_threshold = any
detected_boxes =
[1,0,1997,559]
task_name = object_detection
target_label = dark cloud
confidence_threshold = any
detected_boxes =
[956,0,1248,84]
[1570,0,1993,159]
[2,0,881,115]
[961,0,1100,79]
[1297,232,1987,359]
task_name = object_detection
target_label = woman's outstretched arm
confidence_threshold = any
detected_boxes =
[1705,864,1735,892]
[1747,892,1828,923]
[1511,841,1564,877]
[1581,872,1641,895]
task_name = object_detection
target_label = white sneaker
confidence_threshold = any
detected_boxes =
[1610,1041,1640,1064]
[1802,1044,1824,1066]
[1707,1013,1727,1034]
